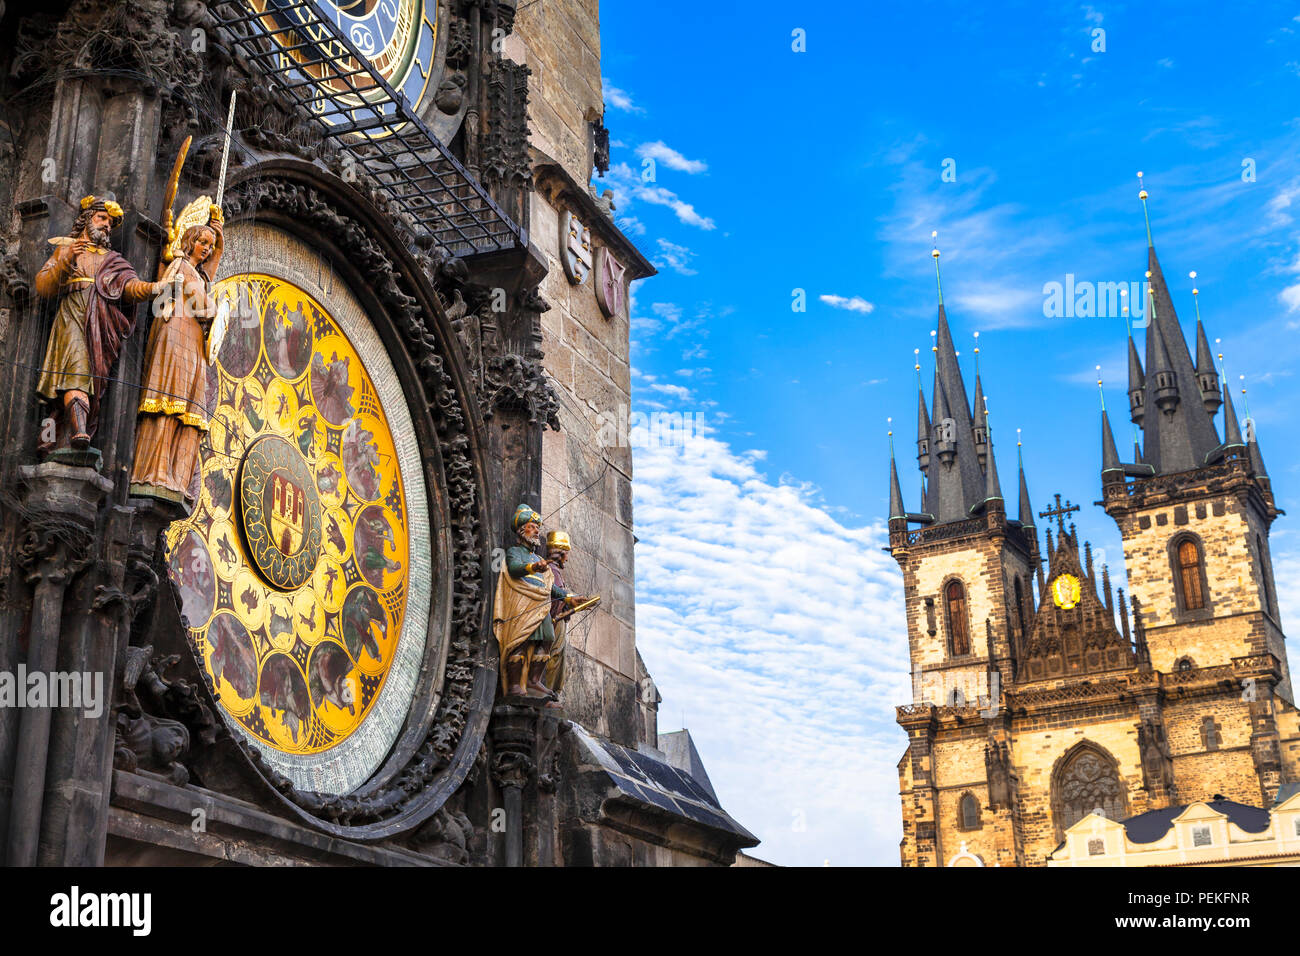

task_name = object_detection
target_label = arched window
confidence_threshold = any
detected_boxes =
[1176,656,1195,672]
[958,792,981,831]
[1176,538,1206,611]
[946,580,970,656]
[1052,743,1127,841]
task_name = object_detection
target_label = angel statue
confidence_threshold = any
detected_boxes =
[129,198,226,504]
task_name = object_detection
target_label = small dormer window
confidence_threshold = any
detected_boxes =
[1192,825,1212,847]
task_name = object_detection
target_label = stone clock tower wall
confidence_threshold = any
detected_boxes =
[0,0,755,868]
[502,2,659,750]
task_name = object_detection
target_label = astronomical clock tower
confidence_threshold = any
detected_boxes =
[0,0,754,867]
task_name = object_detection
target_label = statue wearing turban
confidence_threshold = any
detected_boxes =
[491,504,587,700]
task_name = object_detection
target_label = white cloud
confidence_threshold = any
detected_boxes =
[636,141,708,174]
[645,382,692,400]
[819,294,875,314]
[618,215,647,237]
[632,428,910,866]
[602,77,644,113]
[605,162,717,230]
[1156,57,1175,69]
[655,238,698,276]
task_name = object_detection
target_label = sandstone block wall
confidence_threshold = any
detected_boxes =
[509,0,643,746]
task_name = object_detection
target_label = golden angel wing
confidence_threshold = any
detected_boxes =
[166,195,213,264]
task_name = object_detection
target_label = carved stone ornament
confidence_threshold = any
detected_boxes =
[594,246,627,320]
[561,211,592,285]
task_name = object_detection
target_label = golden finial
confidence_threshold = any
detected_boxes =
[931,231,943,305]
[1215,338,1225,379]
[1137,171,1153,246]
[931,328,938,354]
[1189,270,1203,324]
[1239,374,1252,420]
[1096,364,1106,411]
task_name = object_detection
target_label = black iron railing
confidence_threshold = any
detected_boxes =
[212,0,525,258]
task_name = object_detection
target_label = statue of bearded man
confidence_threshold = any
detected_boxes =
[34,195,164,456]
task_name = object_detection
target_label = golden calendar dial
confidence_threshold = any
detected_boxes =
[164,255,427,795]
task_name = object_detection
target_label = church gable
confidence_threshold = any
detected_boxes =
[1018,521,1134,684]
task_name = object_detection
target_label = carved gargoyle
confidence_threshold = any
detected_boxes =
[411,805,474,865]
[113,644,217,786]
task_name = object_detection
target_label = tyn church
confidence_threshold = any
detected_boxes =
[888,206,1299,867]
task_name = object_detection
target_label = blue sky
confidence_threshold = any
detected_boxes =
[596,2,1300,865]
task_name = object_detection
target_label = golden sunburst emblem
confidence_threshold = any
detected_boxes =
[1052,573,1082,610]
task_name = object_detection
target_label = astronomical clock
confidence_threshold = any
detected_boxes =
[164,225,435,796]
[246,0,469,141]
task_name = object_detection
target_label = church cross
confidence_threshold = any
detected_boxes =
[1039,493,1080,534]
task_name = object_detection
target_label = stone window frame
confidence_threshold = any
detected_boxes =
[956,791,982,831]
[1175,655,1196,672]
[941,575,973,659]
[1049,740,1129,844]
[1167,532,1214,622]
[1200,716,1221,752]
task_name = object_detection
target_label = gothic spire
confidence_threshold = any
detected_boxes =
[982,418,1003,509]
[889,431,906,520]
[1219,380,1245,449]
[1101,408,1123,479]
[1190,274,1221,415]
[971,371,988,469]
[915,349,931,474]
[1017,433,1034,530]
[1127,333,1145,426]
[1131,176,1223,474]
[1099,367,1124,482]
[920,236,988,523]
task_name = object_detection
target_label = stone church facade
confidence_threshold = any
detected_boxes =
[0,0,754,867]
[888,231,1300,867]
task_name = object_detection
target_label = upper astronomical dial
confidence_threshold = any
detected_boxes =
[252,0,439,131]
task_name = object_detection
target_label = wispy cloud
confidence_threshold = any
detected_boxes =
[606,162,717,230]
[819,294,875,314]
[632,427,909,866]
[655,238,698,276]
[636,141,708,174]
[602,77,644,113]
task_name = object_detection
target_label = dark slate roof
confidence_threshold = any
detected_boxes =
[1121,799,1271,845]
[917,304,1005,524]
[568,723,757,845]
[1275,782,1300,806]
[657,729,719,803]
[1134,245,1224,474]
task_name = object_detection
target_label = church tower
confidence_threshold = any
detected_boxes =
[1099,179,1297,804]
[889,242,1039,867]
[890,206,1299,868]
